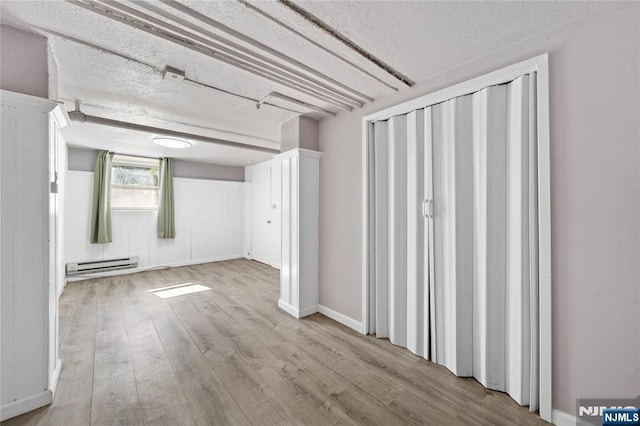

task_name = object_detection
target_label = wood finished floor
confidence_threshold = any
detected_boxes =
[3,259,548,426]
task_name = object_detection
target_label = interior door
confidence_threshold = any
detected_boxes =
[48,115,59,384]
[269,164,281,268]
[250,168,272,265]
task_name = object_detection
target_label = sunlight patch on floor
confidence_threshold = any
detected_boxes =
[148,282,211,299]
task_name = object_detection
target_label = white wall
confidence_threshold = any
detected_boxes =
[318,2,639,417]
[65,171,245,272]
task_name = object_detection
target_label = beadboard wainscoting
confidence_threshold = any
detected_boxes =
[65,171,246,277]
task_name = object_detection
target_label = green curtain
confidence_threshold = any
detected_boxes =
[158,157,175,238]
[90,150,114,243]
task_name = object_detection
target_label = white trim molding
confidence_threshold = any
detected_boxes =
[50,104,71,129]
[552,409,577,426]
[0,90,60,112]
[49,358,62,398]
[278,299,319,318]
[0,390,52,422]
[360,54,552,422]
[318,305,366,334]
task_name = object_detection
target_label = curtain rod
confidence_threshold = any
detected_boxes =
[109,152,161,161]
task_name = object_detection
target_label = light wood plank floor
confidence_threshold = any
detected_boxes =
[3,259,548,425]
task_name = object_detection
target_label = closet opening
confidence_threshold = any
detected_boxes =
[360,54,552,422]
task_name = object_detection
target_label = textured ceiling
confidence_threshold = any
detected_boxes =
[0,0,611,166]
[296,1,612,83]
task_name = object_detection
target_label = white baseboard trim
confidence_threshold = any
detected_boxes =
[49,358,62,399]
[170,255,245,268]
[278,300,318,318]
[552,408,576,426]
[299,304,319,318]
[278,299,299,317]
[245,256,281,271]
[0,390,52,421]
[66,255,245,282]
[318,305,366,334]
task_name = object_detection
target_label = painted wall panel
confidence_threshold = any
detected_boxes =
[64,171,245,271]
[1,93,59,420]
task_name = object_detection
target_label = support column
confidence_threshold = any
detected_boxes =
[278,148,322,318]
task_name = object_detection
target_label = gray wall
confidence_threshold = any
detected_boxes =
[0,25,48,98]
[318,2,639,415]
[67,147,99,172]
[67,147,245,182]
[281,116,319,152]
[172,159,244,182]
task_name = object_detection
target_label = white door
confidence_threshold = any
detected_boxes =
[269,164,281,269]
[48,116,59,385]
[251,168,272,265]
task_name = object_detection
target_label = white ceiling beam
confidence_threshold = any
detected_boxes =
[278,0,414,87]
[72,0,363,110]
[234,0,399,92]
[159,0,375,103]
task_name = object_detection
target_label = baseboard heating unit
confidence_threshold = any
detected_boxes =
[66,256,139,276]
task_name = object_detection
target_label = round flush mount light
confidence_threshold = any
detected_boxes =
[153,137,192,149]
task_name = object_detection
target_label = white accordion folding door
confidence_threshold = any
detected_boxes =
[371,73,540,411]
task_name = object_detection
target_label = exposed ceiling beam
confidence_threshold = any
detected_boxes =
[158,0,376,103]
[234,0,398,92]
[257,92,336,116]
[70,0,359,110]
[278,0,414,87]
[126,0,363,109]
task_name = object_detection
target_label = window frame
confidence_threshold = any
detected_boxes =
[110,154,160,211]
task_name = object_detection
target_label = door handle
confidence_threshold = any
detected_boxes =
[422,199,433,218]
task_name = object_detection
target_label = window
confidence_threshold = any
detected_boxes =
[111,154,159,209]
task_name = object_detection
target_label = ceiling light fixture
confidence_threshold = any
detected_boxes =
[153,137,192,149]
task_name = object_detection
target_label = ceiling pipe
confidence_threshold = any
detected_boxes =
[68,102,280,154]
[43,28,308,115]
[278,0,414,87]
[158,0,375,103]
[257,92,337,117]
[73,0,360,110]
[234,0,398,92]
[182,79,305,115]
